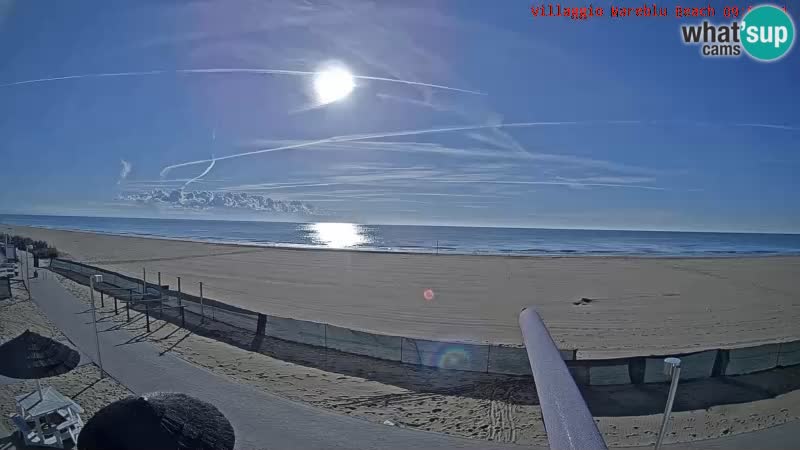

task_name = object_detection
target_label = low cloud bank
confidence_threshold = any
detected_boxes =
[119,189,316,214]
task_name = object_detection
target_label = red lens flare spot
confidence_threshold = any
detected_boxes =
[423,289,435,301]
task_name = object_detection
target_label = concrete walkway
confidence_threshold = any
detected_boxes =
[27,276,523,450]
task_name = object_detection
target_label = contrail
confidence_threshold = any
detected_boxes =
[0,71,166,87]
[735,123,800,131]
[159,121,583,177]
[160,119,800,178]
[0,68,485,95]
[183,156,216,189]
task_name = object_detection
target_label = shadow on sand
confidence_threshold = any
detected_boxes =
[51,267,800,417]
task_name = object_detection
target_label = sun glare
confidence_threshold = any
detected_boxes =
[313,66,355,105]
[309,222,366,248]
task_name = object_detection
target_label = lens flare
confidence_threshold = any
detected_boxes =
[415,344,472,370]
[423,289,435,301]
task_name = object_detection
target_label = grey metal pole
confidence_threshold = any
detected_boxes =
[200,282,205,323]
[142,267,147,295]
[519,308,607,450]
[90,275,105,379]
[177,276,182,306]
[654,357,682,450]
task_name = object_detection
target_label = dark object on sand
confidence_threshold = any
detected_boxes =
[0,330,80,379]
[78,392,235,450]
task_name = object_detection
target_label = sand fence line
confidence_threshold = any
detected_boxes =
[47,258,800,386]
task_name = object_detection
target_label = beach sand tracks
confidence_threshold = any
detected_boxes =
[89,247,268,265]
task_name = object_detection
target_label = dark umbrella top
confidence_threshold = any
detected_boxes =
[78,392,235,450]
[0,330,80,379]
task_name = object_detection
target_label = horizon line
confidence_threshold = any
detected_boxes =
[0,212,798,236]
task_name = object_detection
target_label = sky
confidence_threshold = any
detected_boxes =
[0,0,798,232]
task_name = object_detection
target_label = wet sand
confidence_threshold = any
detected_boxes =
[10,225,800,358]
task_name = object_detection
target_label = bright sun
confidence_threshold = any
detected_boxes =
[313,66,355,105]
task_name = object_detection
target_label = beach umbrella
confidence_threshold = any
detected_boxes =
[0,330,80,398]
[78,392,235,450]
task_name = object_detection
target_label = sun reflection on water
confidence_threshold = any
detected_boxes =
[306,222,368,249]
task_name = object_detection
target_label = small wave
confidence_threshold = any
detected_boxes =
[5,215,800,258]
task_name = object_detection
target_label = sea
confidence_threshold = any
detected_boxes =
[1,214,799,257]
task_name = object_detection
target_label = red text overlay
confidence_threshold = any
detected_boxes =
[530,3,790,20]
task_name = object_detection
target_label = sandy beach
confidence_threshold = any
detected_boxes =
[9,225,800,358]
[44,269,800,447]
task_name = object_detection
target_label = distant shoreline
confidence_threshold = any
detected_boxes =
[8,222,800,259]
[4,218,800,259]
[2,212,799,235]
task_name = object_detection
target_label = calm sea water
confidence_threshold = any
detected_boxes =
[2,214,799,257]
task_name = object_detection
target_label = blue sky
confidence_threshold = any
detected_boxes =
[0,0,797,232]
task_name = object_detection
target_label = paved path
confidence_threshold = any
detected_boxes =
[28,276,523,450]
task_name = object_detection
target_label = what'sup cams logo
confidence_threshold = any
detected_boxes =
[680,4,795,62]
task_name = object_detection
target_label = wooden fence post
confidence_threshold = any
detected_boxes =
[256,314,267,336]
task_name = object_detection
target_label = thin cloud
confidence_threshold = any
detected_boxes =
[556,176,656,184]
[218,182,342,192]
[117,159,132,184]
[459,204,491,209]
[735,123,800,131]
[375,92,449,111]
[429,179,669,191]
[159,121,584,176]
[121,178,228,184]
[322,141,669,175]
[160,120,788,188]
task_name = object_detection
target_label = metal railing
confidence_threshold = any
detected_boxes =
[519,307,607,450]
